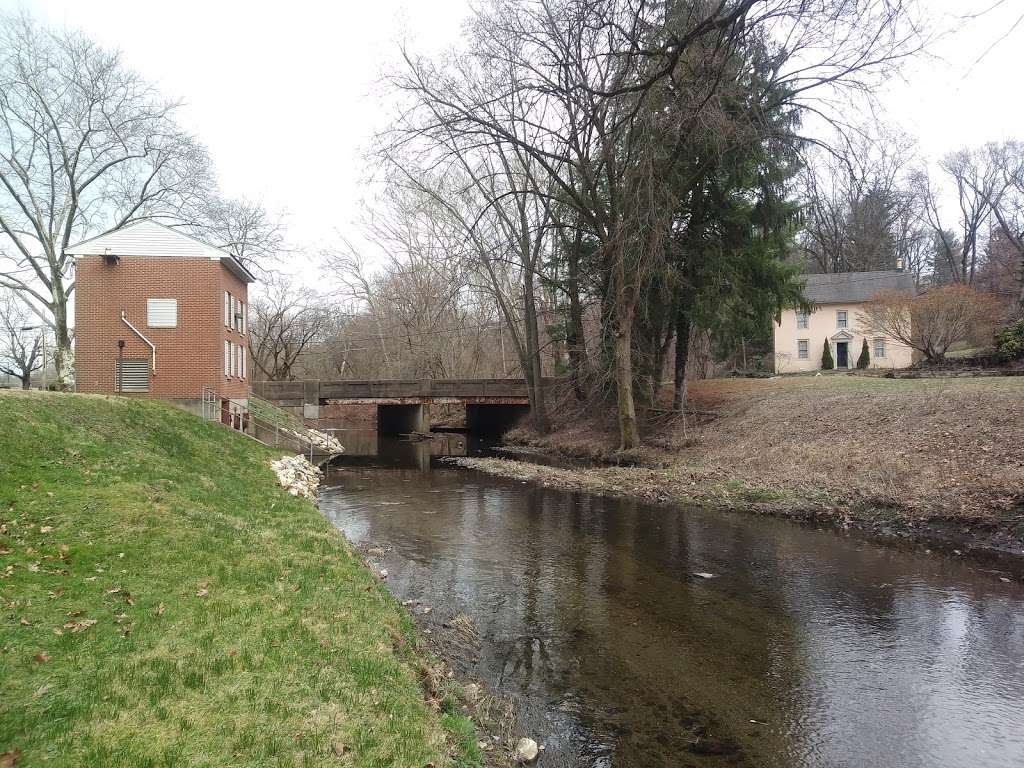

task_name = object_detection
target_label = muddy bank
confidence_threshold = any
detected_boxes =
[449,455,1024,577]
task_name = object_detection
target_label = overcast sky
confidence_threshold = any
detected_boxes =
[5,0,1024,284]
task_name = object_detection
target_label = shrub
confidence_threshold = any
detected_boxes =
[821,338,834,370]
[859,284,1004,363]
[856,338,870,369]
[995,319,1024,361]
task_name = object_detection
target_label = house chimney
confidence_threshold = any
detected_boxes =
[895,257,904,273]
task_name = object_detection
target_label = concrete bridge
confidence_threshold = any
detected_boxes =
[252,378,537,433]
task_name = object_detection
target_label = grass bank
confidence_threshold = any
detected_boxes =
[0,391,476,767]
[465,375,1024,561]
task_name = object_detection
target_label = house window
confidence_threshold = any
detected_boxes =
[115,359,149,392]
[797,339,809,360]
[836,310,848,329]
[224,291,231,327]
[874,337,886,358]
[796,311,809,329]
[146,298,177,328]
[224,340,231,377]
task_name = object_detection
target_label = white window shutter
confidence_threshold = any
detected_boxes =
[147,299,177,328]
[224,340,230,377]
[241,346,246,379]
[224,292,230,327]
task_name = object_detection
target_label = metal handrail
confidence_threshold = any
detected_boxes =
[200,386,338,461]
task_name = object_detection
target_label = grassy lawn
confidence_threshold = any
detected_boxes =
[0,391,473,767]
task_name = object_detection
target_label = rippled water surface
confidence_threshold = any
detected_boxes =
[319,434,1024,768]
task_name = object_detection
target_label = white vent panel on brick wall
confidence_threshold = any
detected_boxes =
[147,298,177,327]
[116,359,150,392]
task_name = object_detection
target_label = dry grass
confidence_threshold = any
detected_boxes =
[499,375,1024,525]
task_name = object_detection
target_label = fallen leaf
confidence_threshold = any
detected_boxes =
[155,602,166,616]
[63,618,97,633]
[196,588,209,598]
[332,742,349,756]
[32,652,49,663]
[33,683,52,699]
[39,526,53,533]
[19,617,30,626]
[106,587,122,595]
[0,749,22,768]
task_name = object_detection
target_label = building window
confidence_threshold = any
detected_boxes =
[836,310,848,329]
[115,359,149,392]
[146,298,177,328]
[797,339,809,360]
[796,311,809,329]
[224,340,231,377]
[224,291,231,328]
[874,337,886,358]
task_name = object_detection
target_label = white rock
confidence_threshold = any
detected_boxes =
[693,572,715,579]
[270,455,324,499]
[514,738,539,763]
[378,568,388,579]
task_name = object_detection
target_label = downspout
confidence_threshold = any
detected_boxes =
[121,310,156,373]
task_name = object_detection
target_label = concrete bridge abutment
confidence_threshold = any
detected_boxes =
[377,403,431,434]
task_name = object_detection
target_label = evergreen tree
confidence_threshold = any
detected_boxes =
[857,338,870,369]
[821,339,834,370]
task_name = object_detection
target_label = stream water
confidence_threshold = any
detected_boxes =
[318,432,1024,768]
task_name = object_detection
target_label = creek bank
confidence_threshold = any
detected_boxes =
[475,375,1024,574]
[449,455,1024,578]
[357,542,538,768]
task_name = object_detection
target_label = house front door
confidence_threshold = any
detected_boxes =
[836,342,849,368]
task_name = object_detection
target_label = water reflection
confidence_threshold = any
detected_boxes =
[319,438,1024,768]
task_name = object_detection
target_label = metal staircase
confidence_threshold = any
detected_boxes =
[200,387,343,459]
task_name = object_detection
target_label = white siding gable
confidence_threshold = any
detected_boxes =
[65,220,227,259]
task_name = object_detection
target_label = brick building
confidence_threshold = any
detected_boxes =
[68,221,256,416]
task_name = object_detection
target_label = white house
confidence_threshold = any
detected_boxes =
[774,270,916,373]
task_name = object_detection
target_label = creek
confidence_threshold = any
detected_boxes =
[319,432,1024,768]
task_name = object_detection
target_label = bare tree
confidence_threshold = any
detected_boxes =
[0,13,213,387]
[249,278,330,381]
[192,197,286,274]
[0,288,43,388]
[387,0,923,449]
[859,284,1004,362]
[799,133,924,275]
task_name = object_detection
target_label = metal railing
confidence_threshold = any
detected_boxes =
[200,387,342,461]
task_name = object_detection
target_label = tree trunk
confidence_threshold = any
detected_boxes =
[20,374,30,390]
[522,270,550,433]
[50,277,72,390]
[673,310,692,411]
[613,298,640,451]
[565,228,589,401]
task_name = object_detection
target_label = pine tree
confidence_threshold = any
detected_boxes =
[821,339,834,370]
[857,338,870,369]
